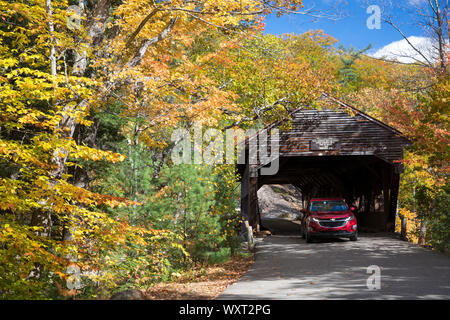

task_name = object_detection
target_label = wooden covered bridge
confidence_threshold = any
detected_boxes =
[237,95,411,233]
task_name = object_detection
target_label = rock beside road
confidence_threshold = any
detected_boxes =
[257,184,303,220]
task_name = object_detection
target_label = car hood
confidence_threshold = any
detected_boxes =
[310,212,352,219]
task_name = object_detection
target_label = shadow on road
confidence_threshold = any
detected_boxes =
[261,218,301,236]
[219,218,450,300]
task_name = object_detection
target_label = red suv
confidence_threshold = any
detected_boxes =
[300,198,358,242]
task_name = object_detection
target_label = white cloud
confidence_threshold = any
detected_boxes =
[407,0,426,6]
[370,36,436,64]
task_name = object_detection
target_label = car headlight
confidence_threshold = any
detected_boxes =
[311,217,319,222]
[346,216,355,221]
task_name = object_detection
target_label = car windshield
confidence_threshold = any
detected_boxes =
[310,200,348,212]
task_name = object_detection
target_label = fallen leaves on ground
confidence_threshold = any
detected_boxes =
[144,255,254,300]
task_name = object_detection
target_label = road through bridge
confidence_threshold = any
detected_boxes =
[219,219,450,300]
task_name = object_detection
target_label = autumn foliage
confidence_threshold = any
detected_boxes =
[0,0,312,299]
[0,0,448,299]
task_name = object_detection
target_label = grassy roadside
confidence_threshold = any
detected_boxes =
[144,253,254,300]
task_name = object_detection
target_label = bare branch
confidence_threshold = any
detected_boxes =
[126,17,178,68]
[224,97,290,129]
[125,9,160,48]
[382,15,435,67]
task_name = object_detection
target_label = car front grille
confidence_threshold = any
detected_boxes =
[318,218,347,228]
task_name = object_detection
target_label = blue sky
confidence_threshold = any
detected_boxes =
[263,0,426,55]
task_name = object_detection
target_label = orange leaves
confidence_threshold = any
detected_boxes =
[102,0,312,148]
[95,194,141,208]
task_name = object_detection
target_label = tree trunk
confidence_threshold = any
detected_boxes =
[399,214,407,240]
[418,219,427,246]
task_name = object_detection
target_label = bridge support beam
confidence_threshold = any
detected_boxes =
[247,165,260,231]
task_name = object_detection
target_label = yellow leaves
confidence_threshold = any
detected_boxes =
[70,145,126,163]
[395,208,419,243]
[17,109,46,126]
[0,139,50,169]
[54,271,67,279]
[1,57,18,68]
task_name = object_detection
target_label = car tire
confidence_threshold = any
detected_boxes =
[350,233,358,241]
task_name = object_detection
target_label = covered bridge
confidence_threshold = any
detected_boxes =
[237,95,411,233]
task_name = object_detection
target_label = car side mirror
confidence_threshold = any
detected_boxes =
[350,206,356,212]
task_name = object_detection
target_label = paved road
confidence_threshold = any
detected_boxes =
[219,218,450,300]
